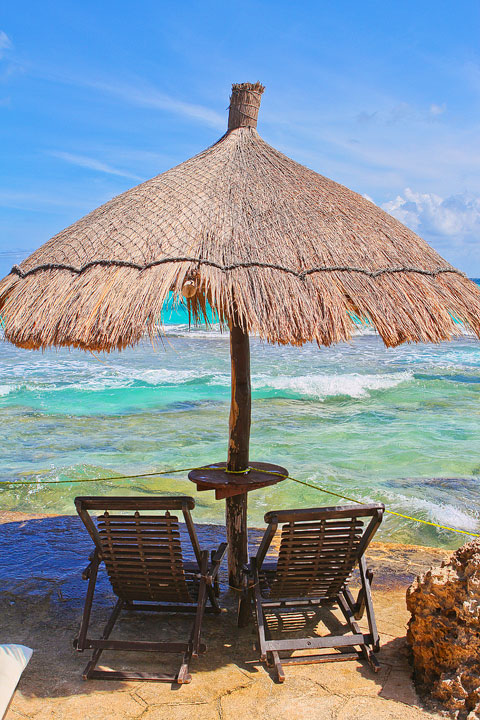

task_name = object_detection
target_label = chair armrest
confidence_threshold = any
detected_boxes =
[211,542,228,565]
[209,542,227,579]
[81,549,100,580]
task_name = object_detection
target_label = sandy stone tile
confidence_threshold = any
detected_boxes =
[336,695,443,719]
[220,676,343,720]
[380,669,423,706]
[282,658,389,696]
[142,702,220,720]
[134,662,252,706]
[9,692,145,720]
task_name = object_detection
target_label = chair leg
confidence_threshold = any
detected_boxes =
[83,598,124,679]
[253,573,268,662]
[260,600,286,682]
[192,551,208,658]
[211,549,220,598]
[270,650,285,683]
[177,635,193,684]
[176,661,191,684]
[237,571,253,628]
[237,593,252,628]
[207,584,221,613]
[338,591,380,673]
[74,554,100,651]
[358,557,380,652]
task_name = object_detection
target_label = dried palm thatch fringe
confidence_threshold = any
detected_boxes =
[1,81,480,351]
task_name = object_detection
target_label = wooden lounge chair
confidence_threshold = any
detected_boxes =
[241,503,384,682]
[74,496,227,683]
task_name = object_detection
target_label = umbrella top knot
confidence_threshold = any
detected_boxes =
[228,82,265,131]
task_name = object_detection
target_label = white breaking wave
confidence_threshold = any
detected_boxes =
[58,366,215,391]
[0,367,227,394]
[431,504,479,533]
[161,323,227,339]
[0,368,413,398]
[120,367,202,385]
[252,370,413,399]
[389,493,479,533]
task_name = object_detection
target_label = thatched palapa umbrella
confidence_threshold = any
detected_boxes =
[2,82,480,586]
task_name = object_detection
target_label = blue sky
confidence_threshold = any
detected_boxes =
[1,1,479,276]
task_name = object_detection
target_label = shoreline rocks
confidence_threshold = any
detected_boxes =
[406,539,480,719]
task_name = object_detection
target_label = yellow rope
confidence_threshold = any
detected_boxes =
[1,463,478,538]
[285,474,480,538]
[0,467,201,486]
[221,465,480,538]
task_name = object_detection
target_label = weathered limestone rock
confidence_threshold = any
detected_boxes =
[406,539,480,719]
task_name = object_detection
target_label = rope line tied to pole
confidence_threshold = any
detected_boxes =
[1,464,478,538]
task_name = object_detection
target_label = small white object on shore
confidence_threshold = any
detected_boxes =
[0,644,33,719]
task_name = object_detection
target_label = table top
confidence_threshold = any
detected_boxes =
[188,461,289,500]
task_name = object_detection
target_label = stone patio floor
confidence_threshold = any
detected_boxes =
[0,512,450,720]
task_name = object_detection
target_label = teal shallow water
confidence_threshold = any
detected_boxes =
[2,297,480,549]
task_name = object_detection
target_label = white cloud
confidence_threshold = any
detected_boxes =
[430,103,446,116]
[382,189,480,273]
[49,151,142,180]
[81,79,225,130]
[0,31,11,58]
[355,101,447,126]
[383,188,480,237]
[100,81,225,129]
[34,67,225,130]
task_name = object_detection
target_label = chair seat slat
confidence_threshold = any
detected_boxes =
[266,512,367,600]
[96,508,182,525]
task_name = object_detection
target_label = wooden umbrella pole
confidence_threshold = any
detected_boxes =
[226,320,251,588]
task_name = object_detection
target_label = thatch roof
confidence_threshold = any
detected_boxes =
[1,81,480,351]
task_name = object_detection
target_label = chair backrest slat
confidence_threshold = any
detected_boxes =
[76,496,198,603]
[259,503,383,600]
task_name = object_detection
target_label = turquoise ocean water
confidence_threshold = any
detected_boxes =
[2,286,480,549]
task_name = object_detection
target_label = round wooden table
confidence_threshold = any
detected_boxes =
[188,461,288,500]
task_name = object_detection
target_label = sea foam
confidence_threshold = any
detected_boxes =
[252,370,413,399]
[388,493,479,534]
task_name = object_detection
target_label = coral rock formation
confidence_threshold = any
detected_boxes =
[406,539,480,719]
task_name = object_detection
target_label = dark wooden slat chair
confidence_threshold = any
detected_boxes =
[240,503,384,682]
[74,496,227,684]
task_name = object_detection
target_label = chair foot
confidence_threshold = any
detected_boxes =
[177,662,191,684]
[192,642,207,658]
[237,596,252,628]
[177,674,192,684]
[361,645,380,672]
[271,651,285,682]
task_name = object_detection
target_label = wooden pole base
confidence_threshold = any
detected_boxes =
[226,494,248,589]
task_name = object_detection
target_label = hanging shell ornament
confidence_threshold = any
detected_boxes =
[181,279,197,299]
